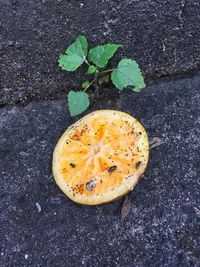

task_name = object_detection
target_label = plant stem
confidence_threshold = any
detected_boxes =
[94,71,98,89]
[100,68,116,74]
[83,79,95,92]
[84,57,90,66]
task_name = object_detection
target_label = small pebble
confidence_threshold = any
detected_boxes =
[35,202,41,212]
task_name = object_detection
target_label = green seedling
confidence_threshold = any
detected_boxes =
[58,35,146,117]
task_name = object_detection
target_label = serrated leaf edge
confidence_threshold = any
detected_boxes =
[111,58,145,91]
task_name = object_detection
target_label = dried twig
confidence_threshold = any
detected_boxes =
[149,137,164,149]
[121,195,132,224]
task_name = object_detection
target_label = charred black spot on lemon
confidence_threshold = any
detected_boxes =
[52,110,149,205]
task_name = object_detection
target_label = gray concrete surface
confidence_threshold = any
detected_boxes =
[0,75,200,266]
[1,0,200,106]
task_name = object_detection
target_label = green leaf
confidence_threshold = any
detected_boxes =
[82,80,90,89]
[66,35,88,56]
[58,35,88,71]
[88,44,122,68]
[111,59,145,92]
[68,90,90,116]
[58,55,84,72]
[87,65,97,74]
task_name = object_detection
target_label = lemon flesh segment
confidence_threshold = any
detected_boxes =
[53,110,149,205]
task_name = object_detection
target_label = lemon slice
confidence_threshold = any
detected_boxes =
[53,110,149,205]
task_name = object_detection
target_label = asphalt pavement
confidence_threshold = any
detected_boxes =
[0,75,199,266]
